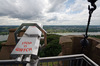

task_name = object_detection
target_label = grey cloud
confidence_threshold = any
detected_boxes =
[48,0,67,12]
[0,0,44,20]
[47,16,58,22]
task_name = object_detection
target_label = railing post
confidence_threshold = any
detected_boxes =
[26,59,39,66]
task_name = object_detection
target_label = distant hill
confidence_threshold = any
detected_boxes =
[0,26,19,35]
[43,25,100,33]
[0,25,100,35]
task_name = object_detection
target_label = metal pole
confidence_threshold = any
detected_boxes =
[85,11,92,38]
[80,0,97,53]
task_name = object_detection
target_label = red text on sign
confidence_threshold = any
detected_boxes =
[15,47,32,52]
[22,42,32,45]
[24,45,27,47]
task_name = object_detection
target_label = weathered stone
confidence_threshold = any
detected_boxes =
[0,29,25,59]
[59,36,73,55]
[59,36,72,44]
[59,35,100,65]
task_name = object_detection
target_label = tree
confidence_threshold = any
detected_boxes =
[39,34,61,57]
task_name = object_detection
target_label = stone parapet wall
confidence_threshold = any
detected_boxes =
[59,36,72,55]
[59,35,100,65]
[0,29,25,59]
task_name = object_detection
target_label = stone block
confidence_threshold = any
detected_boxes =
[0,46,15,60]
[59,36,73,55]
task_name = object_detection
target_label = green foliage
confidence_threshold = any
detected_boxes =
[47,34,60,43]
[39,34,61,57]
[0,32,8,35]
[0,26,18,35]
[1,25,100,34]
[44,25,100,33]
[89,35,100,39]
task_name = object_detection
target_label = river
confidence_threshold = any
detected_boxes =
[0,35,8,41]
[53,32,100,36]
[0,32,100,41]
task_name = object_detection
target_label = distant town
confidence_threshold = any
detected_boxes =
[0,25,100,35]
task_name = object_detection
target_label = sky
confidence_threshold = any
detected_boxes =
[0,0,100,25]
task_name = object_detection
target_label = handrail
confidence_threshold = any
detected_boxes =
[0,54,98,66]
[39,54,99,66]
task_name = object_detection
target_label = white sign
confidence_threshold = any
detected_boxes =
[11,25,42,56]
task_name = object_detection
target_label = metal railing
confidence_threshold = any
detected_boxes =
[0,54,99,66]
[0,60,27,66]
[39,54,99,66]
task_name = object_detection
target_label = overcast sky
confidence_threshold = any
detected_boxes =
[0,0,100,25]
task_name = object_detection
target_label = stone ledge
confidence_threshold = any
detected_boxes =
[59,36,72,44]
